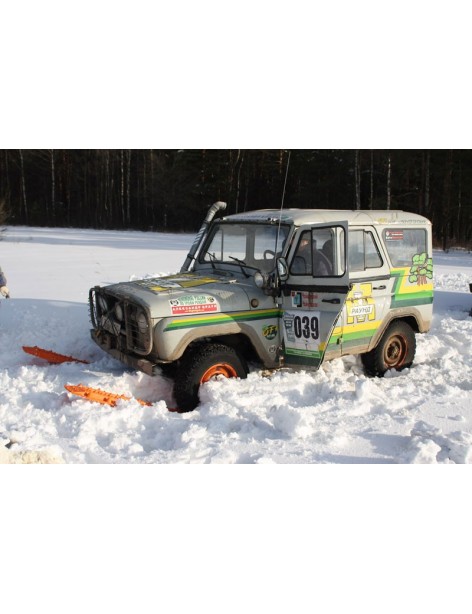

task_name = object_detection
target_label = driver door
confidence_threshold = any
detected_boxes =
[281,222,350,368]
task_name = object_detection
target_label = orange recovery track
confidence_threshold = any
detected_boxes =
[23,345,90,365]
[64,384,152,407]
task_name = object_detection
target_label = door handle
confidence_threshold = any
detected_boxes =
[322,298,341,304]
[373,285,386,290]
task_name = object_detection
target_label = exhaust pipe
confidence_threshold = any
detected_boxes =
[180,201,227,272]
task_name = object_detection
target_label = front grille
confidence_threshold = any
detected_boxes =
[124,302,152,353]
[89,287,152,355]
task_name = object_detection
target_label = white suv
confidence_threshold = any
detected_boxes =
[90,203,433,410]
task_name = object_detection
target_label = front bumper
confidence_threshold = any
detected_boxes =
[91,329,164,376]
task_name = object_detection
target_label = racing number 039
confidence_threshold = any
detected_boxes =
[293,315,319,340]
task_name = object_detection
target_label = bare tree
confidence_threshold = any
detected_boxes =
[50,149,55,222]
[369,150,374,209]
[354,150,361,209]
[18,149,28,223]
[0,197,7,227]
[386,153,392,210]
[126,149,131,226]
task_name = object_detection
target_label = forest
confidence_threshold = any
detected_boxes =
[1,149,471,248]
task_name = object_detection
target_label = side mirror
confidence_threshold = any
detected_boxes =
[277,257,289,281]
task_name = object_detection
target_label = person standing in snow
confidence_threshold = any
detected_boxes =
[0,265,9,298]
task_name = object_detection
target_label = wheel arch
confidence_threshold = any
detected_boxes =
[361,318,417,376]
[183,332,260,366]
[368,312,421,353]
[174,340,250,412]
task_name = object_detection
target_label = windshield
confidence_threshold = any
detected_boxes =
[200,222,290,273]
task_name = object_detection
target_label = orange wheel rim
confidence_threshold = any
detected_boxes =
[384,335,407,368]
[200,363,238,384]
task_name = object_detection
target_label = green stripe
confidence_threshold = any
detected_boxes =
[327,334,341,348]
[391,271,403,295]
[341,336,373,350]
[164,309,281,332]
[284,351,323,367]
[342,327,379,342]
[390,268,433,308]
[391,295,433,308]
[285,348,322,359]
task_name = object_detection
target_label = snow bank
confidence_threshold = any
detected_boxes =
[1,227,472,463]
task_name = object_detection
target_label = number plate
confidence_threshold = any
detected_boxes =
[282,310,321,357]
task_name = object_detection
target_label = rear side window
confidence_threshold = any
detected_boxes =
[382,228,427,266]
[348,230,383,272]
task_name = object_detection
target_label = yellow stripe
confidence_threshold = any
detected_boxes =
[166,308,280,327]
[342,320,381,334]
[392,267,433,295]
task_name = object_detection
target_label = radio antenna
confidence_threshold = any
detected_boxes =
[275,150,291,253]
[281,150,291,210]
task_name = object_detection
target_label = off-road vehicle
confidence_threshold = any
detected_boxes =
[89,202,433,410]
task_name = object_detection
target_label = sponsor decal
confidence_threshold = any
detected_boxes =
[283,310,321,356]
[263,324,278,340]
[346,283,376,325]
[385,230,404,241]
[137,274,219,293]
[408,252,433,286]
[350,304,374,317]
[291,291,319,308]
[169,294,219,315]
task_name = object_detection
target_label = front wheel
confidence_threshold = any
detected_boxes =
[361,321,416,377]
[174,343,248,412]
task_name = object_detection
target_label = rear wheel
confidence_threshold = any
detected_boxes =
[361,321,416,376]
[174,343,248,412]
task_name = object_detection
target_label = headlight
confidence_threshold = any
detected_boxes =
[254,272,265,288]
[136,310,149,333]
[114,303,124,322]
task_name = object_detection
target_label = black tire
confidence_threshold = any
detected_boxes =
[361,321,416,377]
[174,343,248,412]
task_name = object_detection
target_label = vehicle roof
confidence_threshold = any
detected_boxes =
[222,209,431,226]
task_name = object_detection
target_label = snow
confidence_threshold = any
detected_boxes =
[1,225,472,464]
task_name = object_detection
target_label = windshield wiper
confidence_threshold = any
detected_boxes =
[229,256,250,278]
[206,251,217,270]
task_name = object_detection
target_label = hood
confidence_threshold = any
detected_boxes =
[103,272,254,318]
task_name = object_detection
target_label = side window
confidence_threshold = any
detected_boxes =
[291,230,313,275]
[382,228,427,266]
[290,227,345,277]
[349,230,383,272]
[365,232,382,268]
